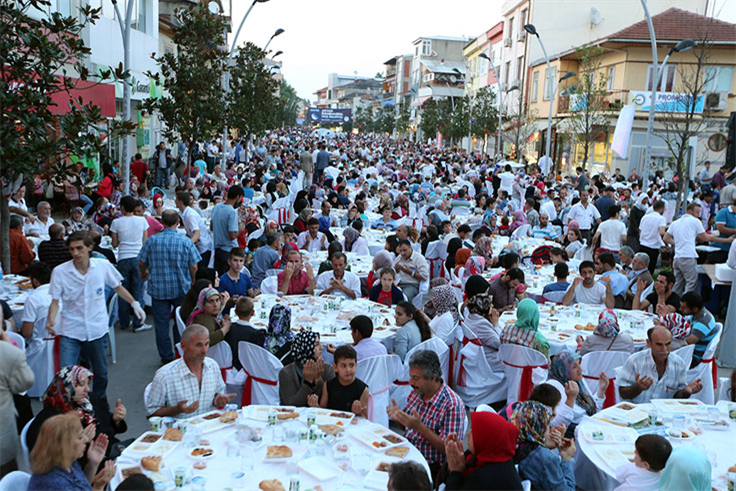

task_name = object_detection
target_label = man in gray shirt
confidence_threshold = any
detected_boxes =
[211,185,244,275]
[251,233,283,289]
[487,268,525,312]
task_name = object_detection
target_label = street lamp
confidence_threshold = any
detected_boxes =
[542,70,575,166]
[479,52,518,160]
[263,28,285,52]
[273,50,283,59]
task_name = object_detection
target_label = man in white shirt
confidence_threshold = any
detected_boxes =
[566,189,601,244]
[46,231,145,397]
[540,196,561,222]
[592,205,626,255]
[110,196,151,332]
[316,252,361,300]
[498,164,516,197]
[297,218,328,252]
[146,324,234,418]
[664,202,733,295]
[176,192,213,269]
[562,260,614,308]
[638,200,667,275]
[20,262,55,397]
[538,155,553,176]
[24,201,54,240]
[393,240,429,300]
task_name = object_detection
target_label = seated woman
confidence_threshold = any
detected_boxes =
[293,207,312,233]
[564,228,584,258]
[659,445,712,491]
[577,309,634,356]
[424,281,460,327]
[444,238,463,276]
[187,288,231,347]
[454,248,472,278]
[421,225,440,256]
[263,304,295,362]
[546,351,607,435]
[366,250,394,290]
[444,411,524,491]
[372,206,397,230]
[472,237,493,267]
[499,299,550,357]
[29,413,115,491]
[27,366,127,462]
[180,279,213,323]
[393,301,432,362]
[62,207,92,235]
[464,293,504,373]
[278,330,335,406]
[343,221,369,256]
[369,267,404,306]
[511,401,576,491]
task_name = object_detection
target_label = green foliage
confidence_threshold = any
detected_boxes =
[143,3,228,144]
[277,79,301,127]
[470,86,499,138]
[395,103,411,137]
[227,42,281,137]
[374,105,396,134]
[419,98,452,138]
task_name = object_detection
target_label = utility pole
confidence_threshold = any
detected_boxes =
[111,0,135,195]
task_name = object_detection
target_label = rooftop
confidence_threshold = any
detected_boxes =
[412,35,472,44]
[608,7,736,43]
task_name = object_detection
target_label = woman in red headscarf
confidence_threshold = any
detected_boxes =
[444,411,524,490]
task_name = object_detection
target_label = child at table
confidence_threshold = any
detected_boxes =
[368,267,404,307]
[614,434,672,491]
[308,345,369,418]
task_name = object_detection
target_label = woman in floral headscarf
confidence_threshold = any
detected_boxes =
[500,299,550,357]
[263,304,295,361]
[187,287,231,347]
[472,236,493,266]
[577,309,634,356]
[511,400,577,491]
[424,280,460,325]
[278,330,335,406]
[464,293,504,373]
[27,366,127,461]
[509,209,529,235]
[546,350,608,433]
[463,256,486,283]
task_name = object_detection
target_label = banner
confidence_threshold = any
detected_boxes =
[611,105,636,158]
[629,91,704,114]
[307,108,352,123]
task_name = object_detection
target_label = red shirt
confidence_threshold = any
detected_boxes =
[277,269,310,295]
[376,289,393,306]
[130,160,149,184]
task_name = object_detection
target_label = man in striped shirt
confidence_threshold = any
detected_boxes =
[530,213,559,241]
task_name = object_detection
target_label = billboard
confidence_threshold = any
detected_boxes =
[629,91,704,114]
[308,107,352,123]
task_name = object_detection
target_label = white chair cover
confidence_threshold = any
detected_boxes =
[454,324,507,407]
[511,224,530,239]
[356,354,402,427]
[542,290,566,304]
[0,471,31,491]
[391,339,450,410]
[499,344,548,404]
[672,344,695,365]
[269,196,292,226]
[261,276,278,295]
[144,382,152,408]
[412,277,430,309]
[19,418,33,471]
[429,312,456,345]
[718,377,732,402]
[175,306,186,337]
[25,335,55,398]
[208,341,233,371]
[107,293,118,364]
[452,207,473,217]
[238,342,282,406]
[687,323,722,404]
[581,351,631,407]
[425,241,448,283]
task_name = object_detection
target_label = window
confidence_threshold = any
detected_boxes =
[505,61,511,85]
[422,40,432,56]
[543,67,557,100]
[704,66,734,92]
[516,56,524,83]
[531,71,539,102]
[508,17,514,38]
[520,9,527,28]
[55,0,71,16]
[646,64,676,92]
[607,66,615,90]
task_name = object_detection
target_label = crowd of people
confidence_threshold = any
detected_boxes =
[2,125,735,491]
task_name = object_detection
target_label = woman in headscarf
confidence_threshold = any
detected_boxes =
[367,250,394,290]
[577,309,634,356]
[26,366,127,461]
[499,298,550,357]
[472,236,493,266]
[511,401,576,491]
[546,350,607,434]
[444,412,524,490]
[275,241,299,270]
[62,207,92,235]
[343,224,369,255]
[277,330,335,406]
[463,257,486,283]
[445,237,463,275]
[464,293,504,373]
[509,209,529,235]
[658,312,691,350]
[454,248,472,277]
[293,207,313,233]
[424,280,460,325]
[180,279,213,323]
[263,304,295,362]
[659,445,712,491]
[345,204,361,228]
[187,288,231,347]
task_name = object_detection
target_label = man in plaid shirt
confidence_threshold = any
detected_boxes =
[139,209,201,364]
[388,350,465,477]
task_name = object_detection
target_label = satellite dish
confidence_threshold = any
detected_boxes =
[207,1,220,14]
[590,7,602,25]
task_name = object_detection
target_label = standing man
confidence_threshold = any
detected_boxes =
[211,185,245,275]
[176,192,212,269]
[139,210,201,365]
[154,142,173,189]
[709,201,736,264]
[566,189,601,245]
[394,239,428,300]
[594,187,616,222]
[698,161,711,189]
[299,145,314,188]
[46,231,145,397]
[638,200,667,274]
[592,205,626,257]
[315,144,330,185]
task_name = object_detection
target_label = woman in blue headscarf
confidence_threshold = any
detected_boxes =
[659,445,712,491]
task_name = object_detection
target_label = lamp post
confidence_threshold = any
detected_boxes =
[263,28,284,52]
[110,0,136,195]
[524,23,554,163]
[479,52,518,160]
[220,0,270,166]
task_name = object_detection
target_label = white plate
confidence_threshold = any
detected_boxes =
[188,446,216,460]
[242,405,298,422]
[652,399,705,413]
[363,469,390,490]
[355,429,406,451]
[297,456,340,481]
[666,428,696,440]
[581,426,638,444]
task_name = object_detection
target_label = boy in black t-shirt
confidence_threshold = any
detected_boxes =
[308,345,369,417]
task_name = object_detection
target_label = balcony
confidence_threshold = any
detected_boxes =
[558,90,629,114]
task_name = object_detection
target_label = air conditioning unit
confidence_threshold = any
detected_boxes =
[503,38,512,47]
[704,91,728,111]
[517,31,526,42]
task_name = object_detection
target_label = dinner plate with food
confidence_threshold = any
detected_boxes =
[189,446,215,459]
[242,405,298,422]
[666,428,696,440]
[189,409,239,432]
[356,429,407,451]
[121,431,180,459]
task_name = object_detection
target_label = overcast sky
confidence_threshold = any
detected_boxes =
[228,0,736,102]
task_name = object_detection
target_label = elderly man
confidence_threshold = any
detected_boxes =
[24,201,55,240]
[618,246,636,279]
[618,327,702,403]
[316,252,360,299]
[6,215,35,274]
[146,324,235,418]
[563,260,614,308]
[387,350,465,477]
[37,223,72,270]
[277,250,315,296]
[393,239,428,300]
[530,213,558,241]
[297,218,328,252]
[625,253,653,304]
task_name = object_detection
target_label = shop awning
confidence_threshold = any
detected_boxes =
[48,77,116,118]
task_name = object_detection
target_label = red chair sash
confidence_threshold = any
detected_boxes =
[241,368,278,407]
[700,357,718,390]
[503,360,549,402]
[583,374,617,408]
[456,336,483,387]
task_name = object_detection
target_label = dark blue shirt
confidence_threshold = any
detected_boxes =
[594,196,615,221]
[28,462,91,491]
[219,271,253,297]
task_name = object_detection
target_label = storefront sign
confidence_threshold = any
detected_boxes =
[307,108,352,123]
[629,91,704,114]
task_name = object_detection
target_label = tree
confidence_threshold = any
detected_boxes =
[354,105,374,133]
[227,42,281,138]
[374,105,396,135]
[1,0,130,273]
[143,3,227,151]
[277,79,301,127]
[656,35,716,216]
[565,45,609,170]
[470,86,499,139]
[395,103,411,138]
[502,92,538,160]
[419,98,452,140]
